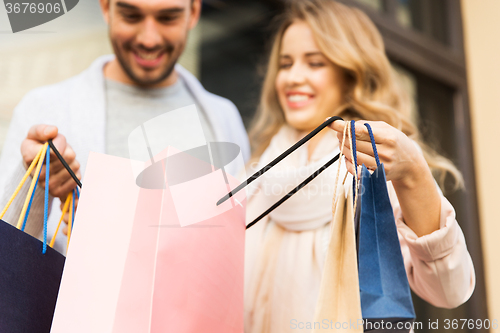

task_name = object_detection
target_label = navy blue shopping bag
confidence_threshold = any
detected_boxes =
[0,143,66,333]
[0,220,65,333]
[352,122,415,332]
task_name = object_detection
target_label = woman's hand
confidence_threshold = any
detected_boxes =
[329,120,427,187]
[329,119,441,237]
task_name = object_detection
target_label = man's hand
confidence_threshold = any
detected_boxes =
[21,124,81,200]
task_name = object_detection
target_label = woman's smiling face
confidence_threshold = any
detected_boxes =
[275,21,346,132]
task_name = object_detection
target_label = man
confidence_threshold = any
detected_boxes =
[0,0,249,253]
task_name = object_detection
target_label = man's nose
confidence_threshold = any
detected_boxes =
[136,17,163,49]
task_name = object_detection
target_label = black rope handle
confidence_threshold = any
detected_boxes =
[246,152,340,229]
[217,116,343,206]
[47,139,82,188]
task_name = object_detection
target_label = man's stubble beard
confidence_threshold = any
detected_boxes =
[111,36,181,87]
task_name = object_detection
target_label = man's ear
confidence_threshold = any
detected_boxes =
[99,0,110,24]
[188,0,202,30]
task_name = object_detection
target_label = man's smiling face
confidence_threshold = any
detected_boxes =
[102,0,200,87]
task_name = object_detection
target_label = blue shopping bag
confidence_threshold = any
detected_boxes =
[352,122,415,332]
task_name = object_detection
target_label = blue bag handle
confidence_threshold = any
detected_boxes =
[350,121,382,204]
[350,121,382,169]
[43,145,50,254]
[364,123,381,167]
[350,120,357,204]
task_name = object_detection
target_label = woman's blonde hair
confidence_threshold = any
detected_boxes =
[249,0,463,190]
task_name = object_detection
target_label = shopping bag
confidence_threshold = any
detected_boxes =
[0,143,72,333]
[353,122,415,332]
[313,181,363,333]
[50,145,246,333]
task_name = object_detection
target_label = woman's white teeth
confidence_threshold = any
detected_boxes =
[137,51,161,60]
[288,94,310,102]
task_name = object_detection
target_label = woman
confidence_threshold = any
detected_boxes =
[244,1,475,332]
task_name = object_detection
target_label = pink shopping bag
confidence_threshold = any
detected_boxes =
[50,146,246,333]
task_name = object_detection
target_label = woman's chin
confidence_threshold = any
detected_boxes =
[286,119,321,132]
[284,112,322,132]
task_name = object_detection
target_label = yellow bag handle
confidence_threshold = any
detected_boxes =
[16,143,49,229]
[49,191,73,249]
[0,143,45,220]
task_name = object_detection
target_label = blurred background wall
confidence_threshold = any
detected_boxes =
[0,0,498,331]
[0,1,109,146]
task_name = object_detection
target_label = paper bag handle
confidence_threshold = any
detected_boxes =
[20,143,51,253]
[0,143,75,253]
[348,122,381,213]
[0,143,46,221]
[332,121,350,211]
[17,143,48,230]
